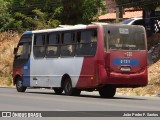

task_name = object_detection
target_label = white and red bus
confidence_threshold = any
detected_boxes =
[13,23,148,98]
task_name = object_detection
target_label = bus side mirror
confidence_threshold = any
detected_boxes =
[14,48,18,55]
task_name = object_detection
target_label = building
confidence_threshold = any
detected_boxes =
[99,8,142,22]
[100,0,142,22]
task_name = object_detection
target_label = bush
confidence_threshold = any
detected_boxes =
[48,19,61,28]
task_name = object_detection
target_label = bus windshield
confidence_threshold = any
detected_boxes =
[105,25,146,50]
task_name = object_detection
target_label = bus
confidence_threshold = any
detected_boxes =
[13,23,148,98]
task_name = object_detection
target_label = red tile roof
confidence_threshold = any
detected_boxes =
[99,10,142,20]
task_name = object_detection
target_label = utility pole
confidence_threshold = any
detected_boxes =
[116,5,123,22]
[98,0,101,15]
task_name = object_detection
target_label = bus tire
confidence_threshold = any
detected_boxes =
[16,77,27,92]
[63,77,81,96]
[53,88,63,95]
[99,86,116,98]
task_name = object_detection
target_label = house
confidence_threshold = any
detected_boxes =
[98,8,142,22]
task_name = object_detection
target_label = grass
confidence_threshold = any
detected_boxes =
[0,32,20,86]
[118,60,160,96]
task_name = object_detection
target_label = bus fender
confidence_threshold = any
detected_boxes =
[98,64,108,83]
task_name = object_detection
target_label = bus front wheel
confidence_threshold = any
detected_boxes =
[63,78,81,96]
[16,77,27,92]
[99,85,116,98]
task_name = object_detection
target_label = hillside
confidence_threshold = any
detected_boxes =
[0,32,20,86]
[117,60,160,96]
[0,33,160,96]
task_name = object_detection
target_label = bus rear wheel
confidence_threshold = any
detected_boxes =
[99,85,116,98]
[63,78,81,96]
[53,88,63,95]
[16,77,27,92]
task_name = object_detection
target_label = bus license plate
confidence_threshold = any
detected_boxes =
[120,67,131,72]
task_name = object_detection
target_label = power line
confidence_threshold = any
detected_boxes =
[116,0,159,7]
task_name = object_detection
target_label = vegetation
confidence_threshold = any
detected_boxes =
[118,60,160,96]
[1,0,159,32]
[0,0,106,32]
[0,32,20,86]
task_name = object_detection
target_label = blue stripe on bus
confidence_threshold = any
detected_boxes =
[113,58,139,66]
[22,60,30,87]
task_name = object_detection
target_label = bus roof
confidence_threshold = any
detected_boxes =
[23,23,110,35]
[23,23,144,35]
[23,24,92,35]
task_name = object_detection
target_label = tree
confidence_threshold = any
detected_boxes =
[0,0,11,31]
[61,0,106,24]
[6,0,62,31]
[82,0,106,23]
[0,0,106,32]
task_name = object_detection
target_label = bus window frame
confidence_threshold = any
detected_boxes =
[46,32,61,58]
[104,25,146,51]
[75,29,97,57]
[60,31,76,57]
[33,33,46,59]
[32,28,98,59]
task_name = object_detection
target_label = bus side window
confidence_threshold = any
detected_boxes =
[61,32,75,57]
[76,29,97,56]
[33,34,45,58]
[46,33,60,57]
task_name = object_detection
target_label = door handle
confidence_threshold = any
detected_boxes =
[33,77,37,80]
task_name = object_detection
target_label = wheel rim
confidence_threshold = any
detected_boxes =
[17,80,22,89]
[65,80,72,93]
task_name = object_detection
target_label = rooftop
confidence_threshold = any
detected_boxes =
[99,10,142,21]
